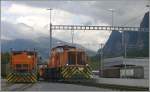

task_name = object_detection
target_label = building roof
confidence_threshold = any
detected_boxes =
[103,57,149,67]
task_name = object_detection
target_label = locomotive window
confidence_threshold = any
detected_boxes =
[23,64,28,68]
[27,52,34,55]
[13,52,22,55]
[56,48,64,53]
[68,51,76,65]
[77,52,86,65]
[16,64,21,68]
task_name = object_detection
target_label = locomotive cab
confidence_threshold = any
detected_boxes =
[67,49,87,66]
[48,45,88,68]
[11,51,37,73]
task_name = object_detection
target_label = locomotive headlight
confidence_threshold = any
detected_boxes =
[86,64,88,66]
[28,55,31,59]
[79,67,84,71]
[66,64,68,66]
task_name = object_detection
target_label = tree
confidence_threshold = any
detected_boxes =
[1,52,10,64]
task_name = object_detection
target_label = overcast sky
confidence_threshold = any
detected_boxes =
[1,0,149,51]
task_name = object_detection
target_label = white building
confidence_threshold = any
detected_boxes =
[103,57,149,79]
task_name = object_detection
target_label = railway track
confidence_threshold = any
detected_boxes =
[2,76,148,91]
[2,83,35,91]
[2,82,14,91]
[11,83,35,91]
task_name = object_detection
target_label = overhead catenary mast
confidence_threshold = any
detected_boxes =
[108,9,115,27]
[47,8,53,56]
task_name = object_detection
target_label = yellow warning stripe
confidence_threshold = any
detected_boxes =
[83,68,91,76]
[84,67,92,78]
[62,67,72,78]
[24,74,28,82]
[68,66,92,79]
[27,73,34,83]
[27,75,32,82]
[7,73,13,79]
[79,69,90,78]
[75,68,89,79]
[84,67,92,75]
[69,68,79,78]
[63,67,77,78]
[62,67,68,74]
[77,69,87,78]
[7,73,14,81]
[61,67,68,74]
[32,73,37,82]
[60,66,92,80]
[63,67,73,77]
[7,72,37,83]
[67,67,79,78]
[30,74,36,82]
[23,76,27,82]
[62,67,70,78]
[9,74,16,82]
[14,76,20,82]
[66,67,77,78]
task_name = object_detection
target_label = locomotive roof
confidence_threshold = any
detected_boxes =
[53,45,76,49]
[12,50,36,55]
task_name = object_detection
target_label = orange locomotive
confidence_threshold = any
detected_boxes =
[42,45,92,81]
[7,50,37,83]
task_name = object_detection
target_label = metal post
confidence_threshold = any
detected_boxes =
[108,9,115,26]
[10,48,13,73]
[112,10,114,26]
[50,23,52,53]
[124,32,127,78]
[47,8,53,56]
[98,44,100,76]
[122,31,127,78]
[71,26,74,45]
[99,43,103,77]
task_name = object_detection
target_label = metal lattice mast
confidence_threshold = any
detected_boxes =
[47,8,53,56]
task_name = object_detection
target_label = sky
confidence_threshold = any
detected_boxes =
[1,0,150,51]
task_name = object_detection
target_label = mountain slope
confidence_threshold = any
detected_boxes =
[1,20,96,61]
[98,12,149,58]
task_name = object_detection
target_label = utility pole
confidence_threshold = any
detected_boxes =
[71,26,74,45]
[124,31,127,78]
[122,31,127,78]
[99,43,104,77]
[108,9,115,26]
[47,8,53,56]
